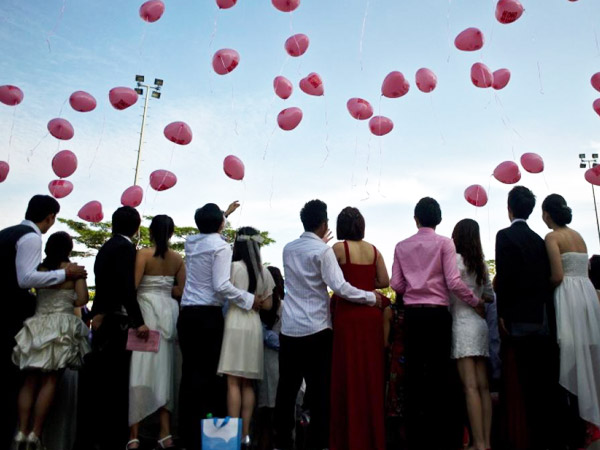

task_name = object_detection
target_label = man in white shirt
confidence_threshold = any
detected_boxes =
[274,199,382,450]
[178,202,263,450]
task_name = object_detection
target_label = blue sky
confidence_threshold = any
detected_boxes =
[1,0,600,277]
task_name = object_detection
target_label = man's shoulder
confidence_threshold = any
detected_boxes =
[0,223,36,239]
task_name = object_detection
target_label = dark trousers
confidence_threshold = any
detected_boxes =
[404,307,463,450]
[274,329,333,450]
[178,306,226,450]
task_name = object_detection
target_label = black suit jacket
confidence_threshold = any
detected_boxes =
[495,221,554,333]
[92,235,144,328]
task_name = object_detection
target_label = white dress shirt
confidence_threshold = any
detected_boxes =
[16,220,66,289]
[281,232,376,337]
[181,233,254,310]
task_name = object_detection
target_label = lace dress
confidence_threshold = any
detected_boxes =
[555,252,600,427]
[449,255,494,359]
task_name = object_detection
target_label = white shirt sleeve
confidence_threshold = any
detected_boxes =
[319,247,376,305]
[16,233,66,289]
[212,245,254,310]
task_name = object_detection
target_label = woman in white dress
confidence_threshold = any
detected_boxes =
[450,219,494,450]
[217,227,275,447]
[12,232,90,450]
[542,194,600,429]
[127,215,185,450]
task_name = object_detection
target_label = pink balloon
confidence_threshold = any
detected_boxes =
[212,49,240,75]
[455,28,485,52]
[585,166,600,186]
[415,68,438,93]
[346,98,374,120]
[381,71,410,98]
[277,107,303,131]
[272,0,300,12]
[164,121,193,145]
[109,87,138,110]
[121,185,144,207]
[273,76,293,99]
[299,73,324,96]
[78,201,104,223]
[0,161,9,182]
[520,153,544,174]
[471,63,494,88]
[369,116,394,136]
[69,91,96,112]
[139,0,165,22]
[285,34,309,57]
[493,161,521,184]
[223,155,245,180]
[47,118,74,140]
[150,170,177,191]
[495,0,524,24]
[52,150,78,178]
[492,69,511,90]
[594,99,600,117]
[464,185,488,207]
[0,85,24,106]
[216,0,237,8]
[592,73,600,92]
[48,180,73,199]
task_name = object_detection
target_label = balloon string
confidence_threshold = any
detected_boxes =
[429,95,446,144]
[27,132,49,162]
[263,124,277,160]
[358,0,371,72]
[487,176,492,247]
[594,29,600,57]
[536,61,544,95]
[45,0,66,53]
[361,135,372,201]
[7,106,17,162]
[57,98,68,118]
[140,181,151,219]
[494,94,522,140]
[230,80,239,136]
[138,25,148,58]
[208,10,218,50]
[320,95,330,167]
[88,114,106,176]
[542,172,551,191]
[269,159,276,208]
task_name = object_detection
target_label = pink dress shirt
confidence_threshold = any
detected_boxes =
[390,227,480,307]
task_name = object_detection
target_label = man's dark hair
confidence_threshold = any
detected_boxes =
[336,207,365,241]
[25,195,60,223]
[112,206,141,237]
[300,199,328,232]
[195,203,224,234]
[414,197,442,228]
[508,186,536,220]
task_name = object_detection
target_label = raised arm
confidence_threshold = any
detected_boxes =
[545,233,564,287]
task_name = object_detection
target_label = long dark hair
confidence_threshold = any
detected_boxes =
[452,219,487,286]
[149,215,174,259]
[41,231,72,270]
[232,226,262,294]
[261,266,284,330]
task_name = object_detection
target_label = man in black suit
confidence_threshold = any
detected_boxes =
[495,186,561,449]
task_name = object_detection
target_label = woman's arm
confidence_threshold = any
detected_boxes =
[172,253,186,300]
[545,233,564,286]
[134,249,148,289]
[375,250,390,289]
[74,277,89,307]
[260,294,273,311]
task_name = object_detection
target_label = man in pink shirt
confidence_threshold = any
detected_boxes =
[391,197,484,449]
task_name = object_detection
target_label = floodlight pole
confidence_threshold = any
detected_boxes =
[581,157,600,246]
[134,83,151,186]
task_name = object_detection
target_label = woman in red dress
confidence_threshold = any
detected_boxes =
[330,207,390,450]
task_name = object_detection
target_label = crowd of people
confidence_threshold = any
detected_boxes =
[1,187,600,450]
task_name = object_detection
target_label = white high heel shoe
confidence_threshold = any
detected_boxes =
[25,432,43,450]
[13,431,27,450]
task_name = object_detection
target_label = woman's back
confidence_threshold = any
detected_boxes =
[139,248,182,276]
[333,240,380,291]
[550,227,587,255]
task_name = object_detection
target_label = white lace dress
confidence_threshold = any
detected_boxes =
[555,252,600,427]
[449,255,494,359]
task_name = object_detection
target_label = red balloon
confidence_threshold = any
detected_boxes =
[520,153,544,174]
[591,73,600,92]
[471,63,493,88]
[47,118,74,140]
[216,0,237,8]
[454,28,485,51]
[299,73,324,96]
[212,49,240,75]
[594,99,600,117]
[415,68,437,93]
[492,69,511,90]
[346,98,374,120]
[273,76,293,99]
[109,87,138,110]
[69,91,96,112]
[464,185,488,207]
[52,150,78,178]
[495,0,524,24]
[121,185,144,207]
[139,0,165,22]
[0,161,9,182]
[381,71,410,98]
[78,201,104,223]
[150,170,177,191]
[585,166,600,186]
[223,155,245,180]
[277,107,303,131]
[493,161,521,184]
[285,34,309,57]
[272,0,300,12]
[369,116,394,136]
[164,121,193,145]
[48,180,73,199]
[0,85,24,106]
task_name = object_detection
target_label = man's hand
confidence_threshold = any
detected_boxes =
[136,324,150,340]
[66,263,87,280]
[91,314,105,331]
[224,201,240,218]
[252,294,264,311]
[372,291,383,309]
[474,302,486,318]
[321,229,333,244]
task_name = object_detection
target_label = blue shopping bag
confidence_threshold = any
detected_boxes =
[201,416,242,450]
